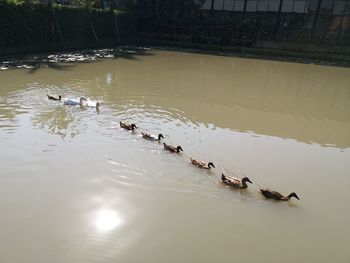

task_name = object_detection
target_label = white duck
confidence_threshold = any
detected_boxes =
[84,99,100,108]
[63,96,87,106]
[62,97,100,109]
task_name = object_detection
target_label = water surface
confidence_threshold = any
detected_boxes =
[0,50,349,263]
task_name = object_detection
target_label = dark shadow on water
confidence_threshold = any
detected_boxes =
[47,62,77,71]
[27,62,77,74]
[27,67,39,75]
[24,47,155,72]
[113,47,155,60]
[1,46,155,74]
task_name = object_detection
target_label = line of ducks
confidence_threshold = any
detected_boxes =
[119,121,300,202]
[47,94,100,108]
[48,94,300,202]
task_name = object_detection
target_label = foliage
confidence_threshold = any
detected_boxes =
[0,1,128,49]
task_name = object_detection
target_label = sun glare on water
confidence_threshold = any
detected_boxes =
[95,209,122,232]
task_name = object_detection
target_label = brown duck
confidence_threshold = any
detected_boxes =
[190,158,215,169]
[221,173,252,189]
[120,121,137,131]
[260,188,300,201]
[47,94,61,101]
[163,143,183,153]
[141,132,164,141]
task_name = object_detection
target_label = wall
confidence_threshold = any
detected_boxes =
[0,2,137,55]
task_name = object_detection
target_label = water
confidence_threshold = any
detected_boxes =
[0,50,349,263]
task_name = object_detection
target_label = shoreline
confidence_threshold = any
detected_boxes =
[1,40,350,70]
[141,40,350,68]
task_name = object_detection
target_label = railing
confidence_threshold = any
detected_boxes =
[136,8,350,50]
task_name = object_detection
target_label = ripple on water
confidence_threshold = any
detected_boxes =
[1,50,350,263]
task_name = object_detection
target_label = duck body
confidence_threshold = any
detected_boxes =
[83,99,100,108]
[63,96,87,106]
[221,173,252,189]
[260,188,300,201]
[142,132,164,141]
[190,158,215,169]
[163,143,183,153]
[120,121,137,131]
[47,94,61,101]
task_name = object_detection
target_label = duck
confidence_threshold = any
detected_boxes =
[63,96,87,106]
[259,188,300,201]
[190,158,215,169]
[83,99,100,109]
[120,121,137,131]
[163,143,183,153]
[141,132,164,141]
[47,94,61,101]
[221,173,252,189]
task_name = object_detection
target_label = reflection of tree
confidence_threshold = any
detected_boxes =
[31,106,84,139]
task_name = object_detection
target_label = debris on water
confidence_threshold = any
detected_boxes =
[23,65,35,69]
[0,47,153,71]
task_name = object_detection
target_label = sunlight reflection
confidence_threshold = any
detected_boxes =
[95,209,122,232]
[106,73,112,85]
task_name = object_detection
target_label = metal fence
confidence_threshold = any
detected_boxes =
[135,0,350,49]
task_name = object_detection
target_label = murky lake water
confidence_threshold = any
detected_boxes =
[0,50,349,263]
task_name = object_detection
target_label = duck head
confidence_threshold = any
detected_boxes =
[208,162,215,168]
[288,192,300,200]
[158,134,164,140]
[58,95,62,101]
[177,146,183,152]
[79,97,87,104]
[242,177,253,184]
[131,124,137,129]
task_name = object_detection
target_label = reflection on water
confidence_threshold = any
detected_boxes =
[95,209,123,232]
[32,107,78,138]
[2,50,349,147]
[0,50,349,263]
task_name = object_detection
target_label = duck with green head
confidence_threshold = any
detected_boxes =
[190,158,215,169]
[47,94,62,101]
[163,143,183,153]
[260,188,300,201]
[142,132,164,141]
[120,121,137,131]
[221,173,252,189]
